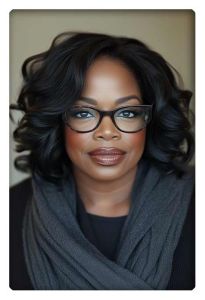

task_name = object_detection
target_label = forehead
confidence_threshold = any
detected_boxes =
[79,57,142,107]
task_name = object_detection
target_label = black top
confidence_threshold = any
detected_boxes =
[77,193,127,261]
[9,178,195,290]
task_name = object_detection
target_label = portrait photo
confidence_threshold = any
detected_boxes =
[9,9,195,290]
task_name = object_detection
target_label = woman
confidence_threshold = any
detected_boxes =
[10,32,195,290]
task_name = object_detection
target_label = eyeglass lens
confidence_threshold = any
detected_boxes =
[66,106,151,132]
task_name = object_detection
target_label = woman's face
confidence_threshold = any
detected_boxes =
[64,56,146,181]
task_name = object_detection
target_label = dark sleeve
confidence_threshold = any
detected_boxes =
[9,178,34,290]
[167,189,195,290]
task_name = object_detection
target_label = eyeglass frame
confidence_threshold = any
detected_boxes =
[63,104,153,133]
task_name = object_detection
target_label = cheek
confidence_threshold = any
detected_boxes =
[124,129,146,162]
[64,128,89,158]
[127,129,146,149]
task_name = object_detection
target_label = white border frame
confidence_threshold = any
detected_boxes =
[1,1,205,299]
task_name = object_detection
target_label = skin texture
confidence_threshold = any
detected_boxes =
[64,56,146,217]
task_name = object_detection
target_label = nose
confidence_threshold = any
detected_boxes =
[93,115,121,141]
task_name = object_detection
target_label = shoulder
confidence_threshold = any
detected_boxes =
[10,177,33,200]
[10,177,33,228]
[10,178,33,289]
[167,178,195,289]
[153,164,195,289]
[157,164,195,194]
[146,160,195,200]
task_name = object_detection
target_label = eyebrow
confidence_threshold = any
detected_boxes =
[77,95,142,105]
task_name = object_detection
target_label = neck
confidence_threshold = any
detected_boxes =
[72,166,138,217]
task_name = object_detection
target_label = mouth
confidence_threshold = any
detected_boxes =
[88,148,126,166]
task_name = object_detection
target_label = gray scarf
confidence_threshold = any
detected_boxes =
[22,158,194,290]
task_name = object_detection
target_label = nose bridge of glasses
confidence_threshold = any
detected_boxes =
[98,110,116,127]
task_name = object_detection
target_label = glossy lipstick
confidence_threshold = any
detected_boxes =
[88,148,126,166]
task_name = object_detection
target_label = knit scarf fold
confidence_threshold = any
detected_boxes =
[22,159,194,290]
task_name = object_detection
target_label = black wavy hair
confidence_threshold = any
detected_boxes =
[10,31,194,182]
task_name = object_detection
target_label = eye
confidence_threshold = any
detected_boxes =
[121,110,134,118]
[75,111,92,118]
[70,108,96,119]
[117,110,140,118]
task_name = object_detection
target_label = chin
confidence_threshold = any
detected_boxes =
[84,164,136,182]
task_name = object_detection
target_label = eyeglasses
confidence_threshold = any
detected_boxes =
[63,105,153,133]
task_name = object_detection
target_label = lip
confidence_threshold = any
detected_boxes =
[88,148,126,166]
[88,147,126,156]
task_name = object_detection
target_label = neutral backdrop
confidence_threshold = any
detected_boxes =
[9,9,195,186]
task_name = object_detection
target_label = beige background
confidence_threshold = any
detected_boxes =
[10,9,195,186]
